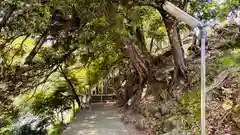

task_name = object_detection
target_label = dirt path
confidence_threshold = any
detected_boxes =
[62,103,129,135]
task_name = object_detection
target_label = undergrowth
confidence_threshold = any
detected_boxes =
[178,91,201,134]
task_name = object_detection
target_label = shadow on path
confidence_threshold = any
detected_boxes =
[62,103,129,135]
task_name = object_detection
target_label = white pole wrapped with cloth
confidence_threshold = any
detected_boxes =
[162,2,201,28]
[162,1,206,135]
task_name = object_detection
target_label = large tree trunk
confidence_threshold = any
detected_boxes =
[120,38,150,106]
[124,44,149,83]
[135,26,153,60]
[59,66,81,108]
[136,26,148,52]
[159,10,187,90]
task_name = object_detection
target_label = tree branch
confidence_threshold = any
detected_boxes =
[59,65,81,107]
[182,0,189,10]
[8,34,30,67]
[0,5,16,30]
[135,1,162,9]
[24,28,49,64]
[109,0,162,9]
[150,38,154,52]
[0,33,26,49]
[24,64,61,102]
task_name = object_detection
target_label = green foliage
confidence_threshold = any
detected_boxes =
[48,121,63,135]
[0,0,239,134]
[189,0,239,23]
[205,48,240,88]
[0,118,13,135]
[65,103,79,124]
[86,54,122,87]
[30,85,73,120]
[178,91,201,133]
[1,117,49,135]
[218,49,240,68]
[0,126,13,135]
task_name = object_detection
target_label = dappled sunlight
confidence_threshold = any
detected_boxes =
[63,103,129,135]
[77,129,98,135]
[106,116,119,120]
[79,123,95,128]
[0,0,239,134]
[85,115,97,120]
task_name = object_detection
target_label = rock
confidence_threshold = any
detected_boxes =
[232,116,240,129]
[162,116,182,133]
[145,102,158,116]
[206,91,213,101]
[179,80,185,85]
[166,116,182,129]
[162,121,174,133]
[115,100,124,107]
[161,129,188,135]
[160,89,168,100]
[120,114,129,124]
[156,121,164,128]
[231,112,240,129]
[222,99,233,111]
[143,108,150,117]
[213,71,229,86]
[208,70,229,92]
[189,73,200,85]
[155,112,161,119]
[171,118,182,129]
[135,117,146,130]
[159,99,178,116]
[232,67,240,72]
[127,95,137,106]
[160,103,170,116]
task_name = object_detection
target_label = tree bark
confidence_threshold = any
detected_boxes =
[158,10,187,90]
[135,26,152,59]
[25,29,49,64]
[135,1,188,85]
[59,66,81,108]
[120,39,150,106]
[124,44,149,83]
[136,26,148,52]
[150,38,154,52]
[0,5,15,30]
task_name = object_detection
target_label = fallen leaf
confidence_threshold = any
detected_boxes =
[222,99,233,110]
[222,87,233,94]
[213,71,229,86]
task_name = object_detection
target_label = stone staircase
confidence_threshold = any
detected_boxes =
[91,94,116,103]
